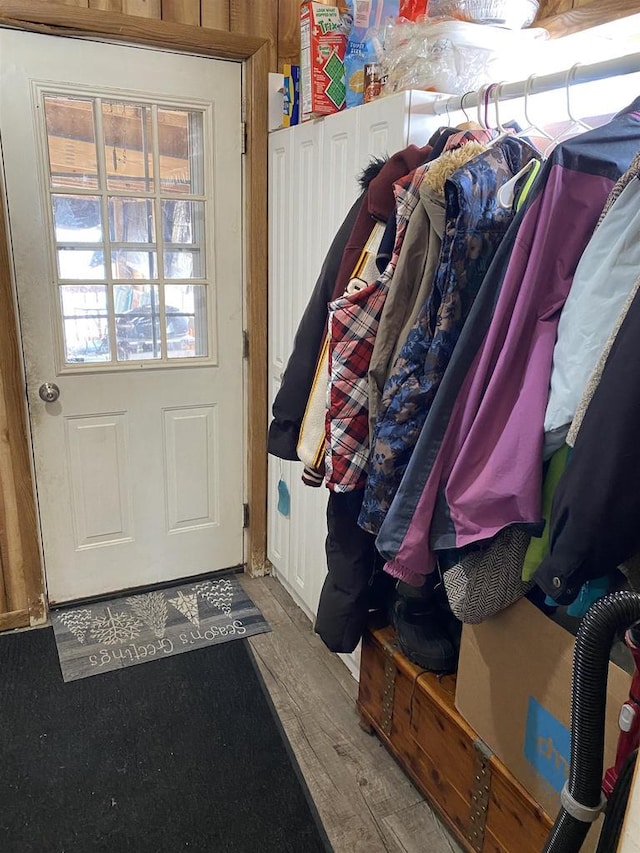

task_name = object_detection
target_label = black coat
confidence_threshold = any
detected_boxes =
[267,191,365,460]
[536,283,640,603]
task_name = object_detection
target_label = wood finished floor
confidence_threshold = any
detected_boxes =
[241,575,462,853]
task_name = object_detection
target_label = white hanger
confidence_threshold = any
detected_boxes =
[460,91,473,124]
[497,159,537,210]
[543,64,592,157]
[486,82,511,148]
[476,84,488,130]
[516,74,554,143]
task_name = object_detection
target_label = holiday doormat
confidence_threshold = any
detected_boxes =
[0,627,329,853]
[52,574,270,682]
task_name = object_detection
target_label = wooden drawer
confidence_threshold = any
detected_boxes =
[357,624,551,853]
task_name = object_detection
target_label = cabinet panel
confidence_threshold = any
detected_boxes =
[291,121,325,340]
[267,446,292,578]
[321,108,361,256]
[287,473,328,609]
[268,130,293,376]
[357,92,411,169]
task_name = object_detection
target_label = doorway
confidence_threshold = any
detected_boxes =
[0,30,245,603]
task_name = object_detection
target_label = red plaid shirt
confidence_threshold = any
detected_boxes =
[325,167,428,491]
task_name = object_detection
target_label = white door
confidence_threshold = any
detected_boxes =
[0,31,244,603]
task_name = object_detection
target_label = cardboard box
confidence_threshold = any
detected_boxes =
[455,598,631,852]
[300,2,346,120]
[282,64,300,128]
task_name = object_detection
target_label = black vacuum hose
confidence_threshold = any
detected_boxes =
[543,590,640,853]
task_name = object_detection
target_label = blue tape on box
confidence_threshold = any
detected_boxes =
[523,696,571,794]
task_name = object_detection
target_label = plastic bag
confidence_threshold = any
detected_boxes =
[381,18,546,96]
[344,0,400,108]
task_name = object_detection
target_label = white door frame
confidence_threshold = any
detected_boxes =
[0,6,269,629]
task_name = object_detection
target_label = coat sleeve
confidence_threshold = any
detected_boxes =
[267,192,365,460]
[535,287,640,603]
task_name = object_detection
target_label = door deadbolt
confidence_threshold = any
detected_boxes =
[38,382,60,403]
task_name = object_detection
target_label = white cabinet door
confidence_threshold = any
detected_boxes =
[1,30,244,603]
[267,128,293,581]
[357,92,412,172]
[269,129,294,389]
[291,120,325,336]
[321,107,361,254]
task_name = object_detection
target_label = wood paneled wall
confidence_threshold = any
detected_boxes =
[0,190,45,632]
[535,0,640,37]
[47,0,300,71]
[18,0,640,71]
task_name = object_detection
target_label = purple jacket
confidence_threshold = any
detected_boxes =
[376,102,640,586]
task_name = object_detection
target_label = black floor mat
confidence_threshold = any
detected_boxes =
[0,627,329,853]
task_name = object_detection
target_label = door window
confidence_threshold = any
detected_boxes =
[41,93,210,367]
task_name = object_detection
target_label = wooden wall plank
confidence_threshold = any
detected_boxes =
[122,0,161,17]
[230,0,277,71]
[537,0,640,37]
[0,2,265,60]
[245,42,269,575]
[0,525,7,613]
[162,0,199,25]
[89,0,124,10]
[201,0,229,30]
[61,0,90,7]
[535,0,574,19]
[0,371,27,612]
[0,187,44,624]
[277,0,299,71]
[0,609,30,632]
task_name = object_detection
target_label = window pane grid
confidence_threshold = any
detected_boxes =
[151,104,167,360]
[43,92,209,366]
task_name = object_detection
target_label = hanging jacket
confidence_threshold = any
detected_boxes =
[313,131,472,655]
[325,166,428,492]
[360,136,538,535]
[535,280,640,603]
[370,127,460,282]
[376,99,640,587]
[267,190,366,460]
[314,490,391,653]
[367,133,493,435]
[543,152,640,457]
[568,271,640,448]
[267,150,420,461]
[325,129,493,494]
[297,223,386,482]
[330,144,434,305]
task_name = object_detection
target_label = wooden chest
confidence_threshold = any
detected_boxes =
[357,623,553,853]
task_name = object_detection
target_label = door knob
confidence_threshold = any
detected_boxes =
[38,382,60,403]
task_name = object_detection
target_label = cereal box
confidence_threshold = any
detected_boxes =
[300,2,347,120]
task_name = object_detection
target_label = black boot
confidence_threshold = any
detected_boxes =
[392,575,459,674]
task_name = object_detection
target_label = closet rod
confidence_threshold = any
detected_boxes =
[431,51,640,115]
